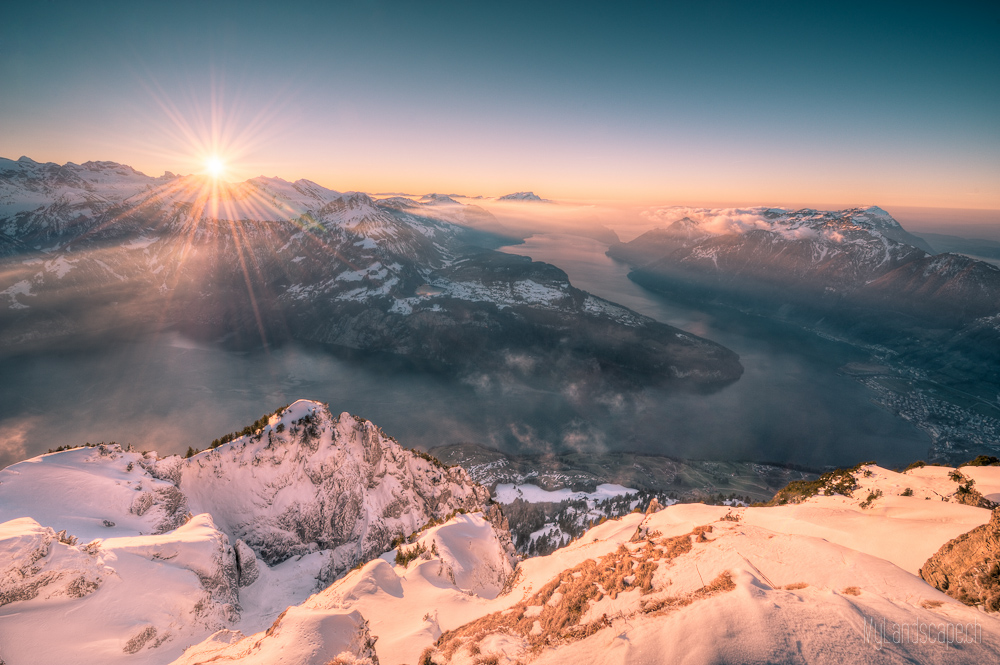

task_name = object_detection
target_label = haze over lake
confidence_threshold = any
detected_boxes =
[0,233,929,470]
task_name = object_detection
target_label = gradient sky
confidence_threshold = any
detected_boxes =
[2,1,998,208]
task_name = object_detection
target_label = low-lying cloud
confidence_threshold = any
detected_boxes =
[0,417,34,469]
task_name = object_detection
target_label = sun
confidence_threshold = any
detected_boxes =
[204,156,226,179]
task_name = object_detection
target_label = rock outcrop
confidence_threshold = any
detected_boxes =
[921,508,1000,611]
[0,517,107,607]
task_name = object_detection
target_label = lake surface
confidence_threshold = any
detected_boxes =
[498,234,931,467]
[0,233,930,469]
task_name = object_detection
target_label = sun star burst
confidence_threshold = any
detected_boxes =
[205,156,226,179]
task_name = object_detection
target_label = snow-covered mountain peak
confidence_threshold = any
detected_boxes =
[497,191,547,202]
[421,193,461,206]
[662,215,708,238]
[641,205,915,238]
[0,399,502,664]
[79,160,148,176]
[847,204,904,230]
[864,204,892,217]
[375,195,420,208]
[617,204,940,292]
[174,400,493,578]
[244,174,343,200]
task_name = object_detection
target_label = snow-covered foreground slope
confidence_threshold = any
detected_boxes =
[0,512,240,664]
[171,512,515,665]
[745,464,1000,575]
[176,463,1000,664]
[3,407,1000,665]
[0,400,502,664]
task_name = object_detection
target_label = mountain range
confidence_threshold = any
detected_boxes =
[0,157,741,392]
[610,206,995,317]
[609,206,1000,386]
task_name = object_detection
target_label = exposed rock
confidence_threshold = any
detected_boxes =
[233,539,259,588]
[953,485,996,509]
[485,503,517,570]
[131,491,156,516]
[0,517,107,607]
[920,508,1000,611]
[152,486,190,534]
[123,625,157,655]
[949,472,997,508]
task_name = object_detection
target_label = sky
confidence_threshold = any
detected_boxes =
[1,1,998,209]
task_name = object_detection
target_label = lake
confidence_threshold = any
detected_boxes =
[0,233,930,469]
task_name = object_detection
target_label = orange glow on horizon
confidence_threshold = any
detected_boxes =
[38,69,993,213]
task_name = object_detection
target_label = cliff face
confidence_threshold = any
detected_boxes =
[921,508,1000,612]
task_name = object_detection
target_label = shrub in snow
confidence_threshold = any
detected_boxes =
[122,625,157,654]
[395,541,428,567]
